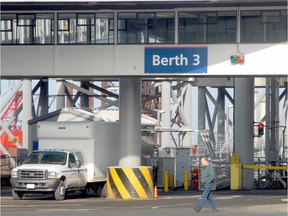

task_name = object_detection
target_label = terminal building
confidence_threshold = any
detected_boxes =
[1,0,287,190]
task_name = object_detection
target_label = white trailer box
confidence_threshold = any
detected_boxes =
[37,121,120,182]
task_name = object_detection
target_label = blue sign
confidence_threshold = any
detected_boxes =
[145,46,207,74]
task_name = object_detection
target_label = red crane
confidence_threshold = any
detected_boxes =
[1,91,23,155]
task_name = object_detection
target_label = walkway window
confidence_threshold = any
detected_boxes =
[178,11,237,43]
[241,10,287,43]
[77,13,95,43]
[58,14,76,44]
[35,14,54,44]
[117,12,175,44]
[1,14,16,44]
[58,13,114,44]
[96,13,114,44]
[1,13,54,44]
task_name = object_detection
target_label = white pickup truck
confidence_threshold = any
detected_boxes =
[10,149,92,200]
[10,121,154,200]
[10,121,123,200]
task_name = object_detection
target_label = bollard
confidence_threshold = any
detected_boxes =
[230,163,242,190]
[164,170,169,192]
[184,170,189,190]
[169,172,174,188]
[230,153,242,190]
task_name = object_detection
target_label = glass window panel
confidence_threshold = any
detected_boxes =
[35,14,54,44]
[1,14,16,44]
[77,14,95,26]
[1,14,16,20]
[262,11,280,23]
[118,19,126,30]
[118,12,174,44]
[58,20,69,31]
[241,10,262,42]
[150,12,174,44]
[15,14,36,44]
[198,12,217,24]
[241,10,287,42]
[77,25,95,43]
[58,14,76,44]
[109,19,114,30]
[17,14,35,26]
[96,13,114,44]
[77,14,95,43]
[137,13,155,43]
[1,20,12,33]
[179,11,236,44]
[118,13,137,44]
[17,27,33,44]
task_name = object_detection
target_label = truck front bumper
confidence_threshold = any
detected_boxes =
[10,178,61,192]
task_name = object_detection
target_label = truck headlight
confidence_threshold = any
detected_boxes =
[48,171,59,179]
[11,171,18,178]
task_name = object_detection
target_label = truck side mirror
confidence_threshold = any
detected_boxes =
[69,160,81,168]
[17,159,23,165]
[76,160,81,168]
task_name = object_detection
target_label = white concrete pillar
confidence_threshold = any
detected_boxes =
[22,79,32,151]
[56,80,65,110]
[198,86,206,145]
[182,82,192,147]
[218,88,225,144]
[119,77,141,166]
[234,77,254,189]
[161,81,171,148]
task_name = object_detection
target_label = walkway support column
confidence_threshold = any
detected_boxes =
[182,81,192,147]
[119,77,141,166]
[217,88,225,144]
[161,81,171,148]
[234,77,254,189]
[22,79,32,151]
[56,80,65,110]
[198,86,206,145]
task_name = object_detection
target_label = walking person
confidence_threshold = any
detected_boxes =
[193,156,218,213]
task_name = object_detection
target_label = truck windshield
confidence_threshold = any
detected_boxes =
[25,152,67,165]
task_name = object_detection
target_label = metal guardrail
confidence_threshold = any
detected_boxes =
[243,165,288,170]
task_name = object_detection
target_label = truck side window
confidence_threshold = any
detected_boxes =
[75,152,85,165]
[68,153,76,164]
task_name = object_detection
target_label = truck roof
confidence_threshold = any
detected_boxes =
[36,149,81,153]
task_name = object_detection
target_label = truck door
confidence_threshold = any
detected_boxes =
[67,153,87,188]
[75,152,88,187]
[66,153,81,188]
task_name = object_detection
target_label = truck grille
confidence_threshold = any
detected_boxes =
[19,170,47,179]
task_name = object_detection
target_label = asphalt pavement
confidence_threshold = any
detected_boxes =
[1,187,287,216]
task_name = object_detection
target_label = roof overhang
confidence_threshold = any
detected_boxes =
[1,0,287,11]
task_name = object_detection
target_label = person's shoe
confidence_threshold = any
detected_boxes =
[209,208,219,213]
[193,207,201,213]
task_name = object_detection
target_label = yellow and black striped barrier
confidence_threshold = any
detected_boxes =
[107,166,153,199]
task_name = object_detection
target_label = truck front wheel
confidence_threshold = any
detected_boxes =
[12,189,23,200]
[54,180,66,200]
